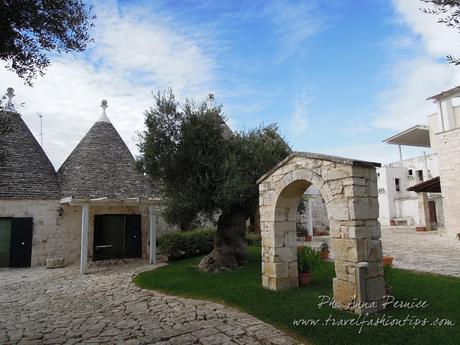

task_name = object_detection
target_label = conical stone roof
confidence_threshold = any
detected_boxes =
[0,110,60,199]
[58,105,157,199]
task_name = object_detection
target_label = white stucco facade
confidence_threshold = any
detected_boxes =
[377,154,443,227]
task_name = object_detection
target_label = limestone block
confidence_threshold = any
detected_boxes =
[334,260,355,280]
[46,257,65,269]
[366,276,385,301]
[264,262,290,279]
[261,232,275,248]
[259,221,274,233]
[367,180,378,197]
[348,198,379,220]
[366,261,384,278]
[327,180,344,196]
[327,198,350,221]
[288,262,298,279]
[274,247,297,263]
[328,219,343,238]
[365,239,383,262]
[262,274,269,288]
[324,167,352,180]
[344,185,368,198]
[274,221,296,234]
[333,278,356,307]
[310,173,325,188]
[342,177,367,186]
[304,158,323,170]
[275,207,289,221]
[259,205,273,222]
[347,225,381,240]
[283,231,298,247]
[295,169,313,184]
[267,277,298,290]
[331,238,366,262]
[259,182,273,192]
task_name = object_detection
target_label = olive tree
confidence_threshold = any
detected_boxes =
[139,89,290,271]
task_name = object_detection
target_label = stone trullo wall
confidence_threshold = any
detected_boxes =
[258,152,385,315]
[0,200,61,266]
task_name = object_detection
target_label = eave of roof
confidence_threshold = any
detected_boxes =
[427,86,460,101]
[60,196,161,206]
[407,176,441,193]
[383,125,431,147]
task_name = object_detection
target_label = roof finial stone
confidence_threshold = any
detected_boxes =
[5,87,17,113]
[97,99,111,123]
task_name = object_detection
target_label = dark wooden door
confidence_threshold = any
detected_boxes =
[428,201,437,224]
[9,218,33,267]
[125,215,141,258]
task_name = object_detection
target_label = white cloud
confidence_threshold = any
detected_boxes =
[288,92,309,137]
[374,0,460,131]
[263,0,326,62]
[0,1,217,168]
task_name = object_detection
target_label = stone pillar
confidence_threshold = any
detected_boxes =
[149,205,157,265]
[417,192,431,231]
[80,203,89,275]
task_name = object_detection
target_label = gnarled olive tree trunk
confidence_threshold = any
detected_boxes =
[198,207,248,272]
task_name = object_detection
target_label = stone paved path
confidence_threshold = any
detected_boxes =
[380,226,460,277]
[304,227,460,277]
[0,261,299,345]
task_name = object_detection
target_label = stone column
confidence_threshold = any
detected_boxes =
[417,192,431,231]
[80,203,89,274]
[330,166,385,315]
[149,206,157,265]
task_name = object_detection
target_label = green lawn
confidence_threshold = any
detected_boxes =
[134,246,460,345]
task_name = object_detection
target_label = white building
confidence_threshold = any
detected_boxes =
[377,128,443,228]
[378,86,460,241]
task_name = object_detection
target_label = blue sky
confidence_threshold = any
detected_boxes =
[2,0,460,167]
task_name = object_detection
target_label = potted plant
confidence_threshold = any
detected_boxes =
[318,240,330,260]
[297,246,320,286]
[382,255,394,266]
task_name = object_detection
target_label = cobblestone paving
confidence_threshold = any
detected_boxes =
[380,226,460,277]
[0,261,299,345]
[304,227,460,277]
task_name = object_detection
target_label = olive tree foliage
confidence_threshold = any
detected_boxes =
[421,0,460,64]
[138,89,291,271]
[0,0,95,85]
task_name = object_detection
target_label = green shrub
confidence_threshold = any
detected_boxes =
[297,246,320,273]
[158,228,215,260]
[246,232,261,245]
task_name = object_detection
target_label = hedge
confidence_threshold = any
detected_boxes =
[158,228,215,260]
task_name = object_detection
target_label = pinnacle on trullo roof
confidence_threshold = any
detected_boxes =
[57,100,156,199]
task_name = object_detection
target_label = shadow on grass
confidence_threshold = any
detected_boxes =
[134,246,460,345]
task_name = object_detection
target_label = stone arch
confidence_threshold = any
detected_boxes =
[258,152,385,315]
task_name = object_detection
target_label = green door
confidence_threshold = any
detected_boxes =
[0,219,12,267]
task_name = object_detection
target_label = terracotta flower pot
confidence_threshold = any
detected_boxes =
[299,272,312,286]
[382,256,394,266]
[319,250,329,261]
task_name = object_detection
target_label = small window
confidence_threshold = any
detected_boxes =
[395,178,400,192]
[417,170,424,181]
[408,169,413,176]
[377,172,380,177]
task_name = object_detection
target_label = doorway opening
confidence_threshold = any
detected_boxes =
[94,214,142,260]
[0,217,33,267]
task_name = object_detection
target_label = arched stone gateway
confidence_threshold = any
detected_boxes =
[257,152,385,315]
